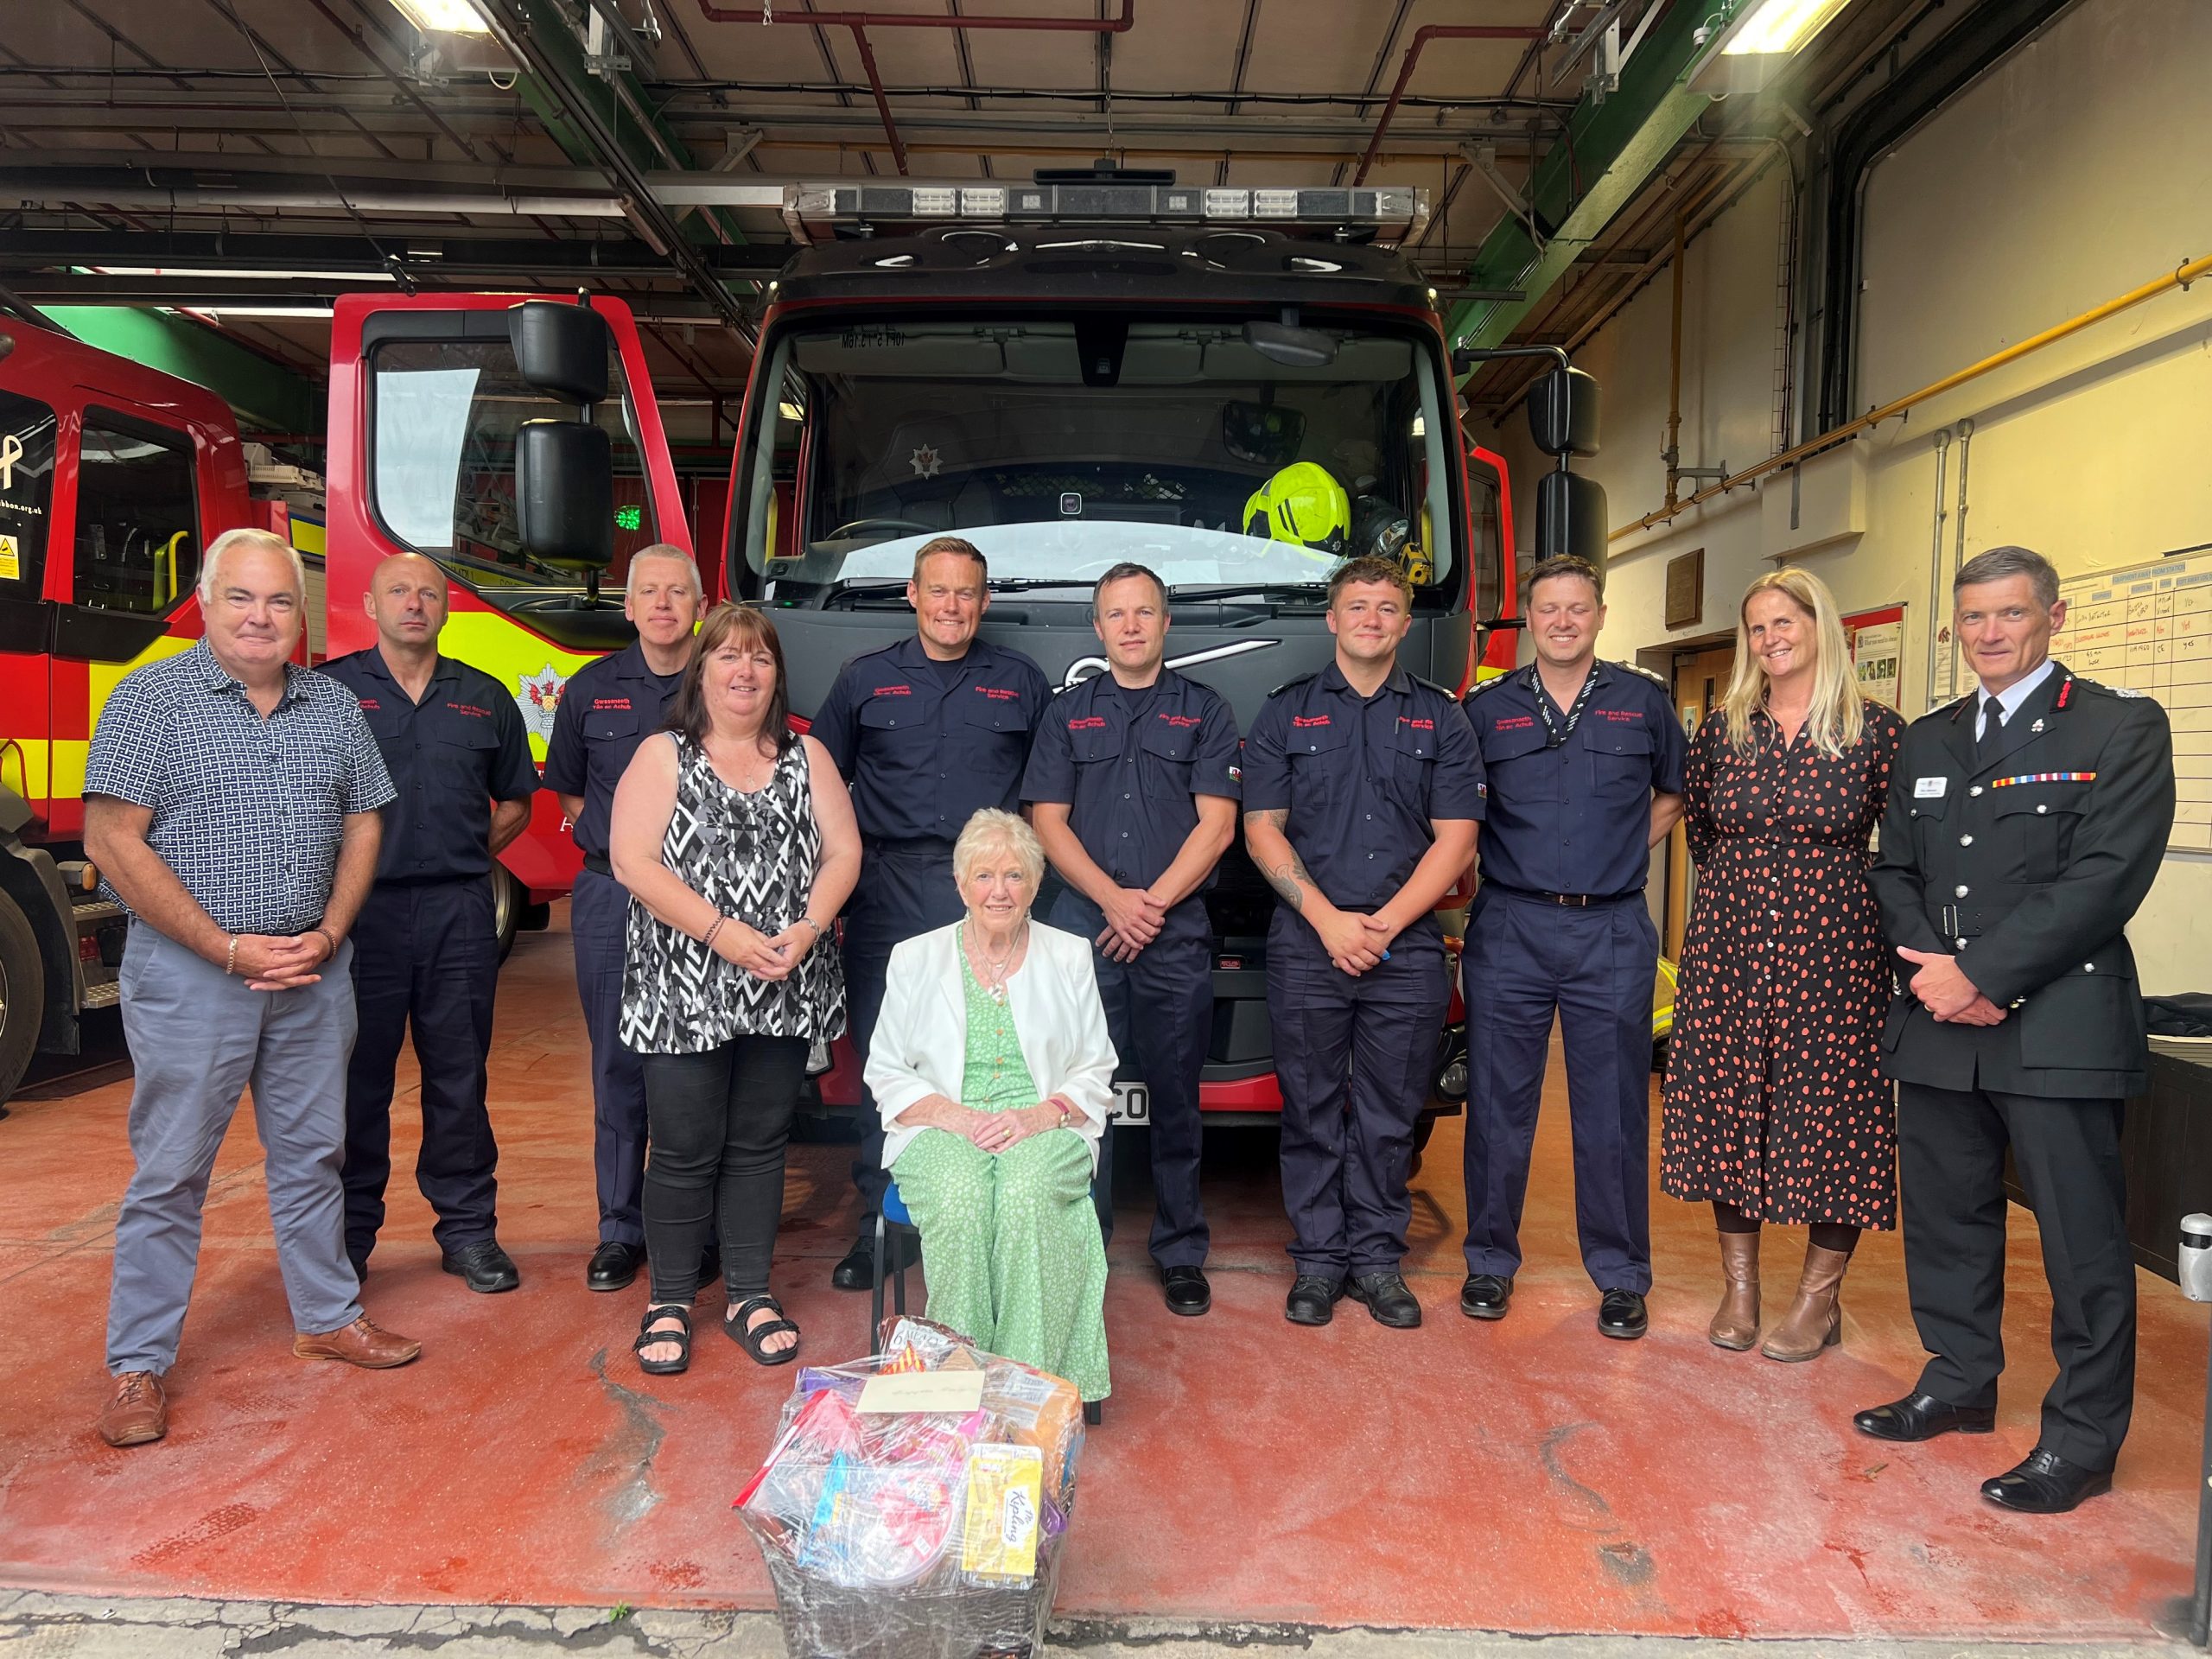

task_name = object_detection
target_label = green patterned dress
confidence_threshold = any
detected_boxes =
[888,952,1111,1401]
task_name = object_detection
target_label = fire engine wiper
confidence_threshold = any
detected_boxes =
[1167,582,1328,608]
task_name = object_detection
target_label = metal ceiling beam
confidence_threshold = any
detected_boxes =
[41,305,321,433]
[1445,0,1718,355]
[0,229,787,278]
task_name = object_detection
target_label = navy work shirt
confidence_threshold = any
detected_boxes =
[542,640,687,860]
[1021,669,1242,890]
[812,635,1049,843]
[1467,659,1686,897]
[321,648,540,886]
[1241,662,1485,912]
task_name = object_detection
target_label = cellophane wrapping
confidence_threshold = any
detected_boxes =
[735,1315,1086,1659]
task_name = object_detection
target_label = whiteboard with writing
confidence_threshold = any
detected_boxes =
[1936,553,2212,852]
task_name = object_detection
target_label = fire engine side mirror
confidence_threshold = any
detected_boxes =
[1533,469,1607,570]
[516,419,613,570]
[1527,365,1600,458]
[509,301,609,404]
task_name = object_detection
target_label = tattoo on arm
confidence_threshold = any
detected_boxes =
[1248,810,1313,912]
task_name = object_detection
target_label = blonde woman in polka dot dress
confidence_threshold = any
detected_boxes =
[863,809,1116,1404]
[1661,568,1904,1363]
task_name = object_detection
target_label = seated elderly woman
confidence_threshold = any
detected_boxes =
[863,808,1115,1407]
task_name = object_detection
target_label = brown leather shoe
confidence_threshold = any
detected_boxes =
[97,1370,168,1446]
[1761,1243,1851,1361]
[293,1315,422,1370]
[1709,1230,1761,1351]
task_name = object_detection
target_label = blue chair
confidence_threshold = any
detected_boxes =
[868,1176,1103,1426]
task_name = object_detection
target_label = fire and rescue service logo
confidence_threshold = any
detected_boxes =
[517,665,567,741]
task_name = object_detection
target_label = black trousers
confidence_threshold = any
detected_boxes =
[343,877,500,1264]
[1898,1080,2136,1470]
[640,1035,809,1303]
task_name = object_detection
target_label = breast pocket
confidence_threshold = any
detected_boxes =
[1284,718,1350,798]
[1905,786,1951,865]
[1388,721,1438,813]
[1993,785,2087,883]
[1588,721,1654,798]
[1138,720,1196,799]
[1481,721,1558,803]
[582,707,639,747]
[435,720,499,790]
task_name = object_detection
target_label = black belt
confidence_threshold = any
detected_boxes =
[1487,883,1643,907]
[582,852,613,877]
[865,836,957,860]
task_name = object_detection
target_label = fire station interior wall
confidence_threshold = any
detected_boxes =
[1477,0,2212,994]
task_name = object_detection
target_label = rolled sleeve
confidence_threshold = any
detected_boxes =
[1239,697,1291,813]
[1428,700,1486,820]
[1194,694,1243,800]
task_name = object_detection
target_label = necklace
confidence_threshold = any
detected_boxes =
[963,918,1025,1005]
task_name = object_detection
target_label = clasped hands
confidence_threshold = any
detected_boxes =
[230,931,334,993]
[938,1099,1064,1154]
[1093,885,1167,963]
[1896,945,2006,1026]
[1312,905,1400,978]
[709,917,817,982]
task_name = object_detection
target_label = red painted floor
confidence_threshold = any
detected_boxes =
[0,909,2202,1640]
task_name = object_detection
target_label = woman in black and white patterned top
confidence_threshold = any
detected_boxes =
[610,603,858,1376]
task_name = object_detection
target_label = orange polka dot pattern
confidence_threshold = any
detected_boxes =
[1660,701,1906,1230]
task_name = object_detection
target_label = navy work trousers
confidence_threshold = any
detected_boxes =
[1052,888,1211,1267]
[572,865,650,1248]
[343,876,501,1265]
[1268,912,1450,1280]
[842,841,965,1240]
[1461,887,1657,1294]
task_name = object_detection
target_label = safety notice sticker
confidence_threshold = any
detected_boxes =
[0,533,19,582]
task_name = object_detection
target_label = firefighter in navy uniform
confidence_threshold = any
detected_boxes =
[1859,545,2175,1516]
[812,537,1049,1290]
[1024,562,1241,1316]
[541,546,702,1293]
[1459,556,1686,1340]
[322,554,539,1293]
[1243,556,1483,1330]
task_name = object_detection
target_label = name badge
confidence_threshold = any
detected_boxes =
[1914,776,1948,798]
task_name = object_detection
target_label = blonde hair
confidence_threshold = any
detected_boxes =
[1719,568,1866,759]
[953,808,1044,892]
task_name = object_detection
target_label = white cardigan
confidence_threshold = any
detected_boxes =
[865,920,1119,1173]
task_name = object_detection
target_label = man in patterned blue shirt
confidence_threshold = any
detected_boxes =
[83,529,420,1451]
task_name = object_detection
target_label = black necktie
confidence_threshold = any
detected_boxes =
[1976,696,2005,765]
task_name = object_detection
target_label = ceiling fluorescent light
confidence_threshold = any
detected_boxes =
[1690,0,1857,95]
[387,0,492,35]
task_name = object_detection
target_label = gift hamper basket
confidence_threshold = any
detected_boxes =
[735,1316,1086,1659]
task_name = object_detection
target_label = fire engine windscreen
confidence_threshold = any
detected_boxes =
[750,321,1457,602]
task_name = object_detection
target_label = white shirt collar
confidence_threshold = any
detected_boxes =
[1976,658,2056,732]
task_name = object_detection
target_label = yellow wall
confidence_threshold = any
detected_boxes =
[1478,0,2212,991]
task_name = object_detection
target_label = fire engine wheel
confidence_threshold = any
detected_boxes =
[0,891,45,1107]
[493,867,522,963]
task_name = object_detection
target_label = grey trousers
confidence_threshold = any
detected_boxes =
[106,922,365,1376]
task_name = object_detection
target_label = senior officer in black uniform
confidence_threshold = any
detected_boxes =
[542,544,702,1292]
[1459,555,1684,1339]
[1243,555,1483,1330]
[1024,562,1241,1314]
[1859,544,2174,1515]
[813,537,1049,1289]
[323,553,540,1292]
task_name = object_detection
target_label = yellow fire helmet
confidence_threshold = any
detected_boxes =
[1243,461,1349,556]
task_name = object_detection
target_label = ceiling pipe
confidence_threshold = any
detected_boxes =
[1352,25,1549,188]
[695,2,1135,181]
[0,185,629,216]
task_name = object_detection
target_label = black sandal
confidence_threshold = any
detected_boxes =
[633,1303,692,1376]
[726,1294,800,1367]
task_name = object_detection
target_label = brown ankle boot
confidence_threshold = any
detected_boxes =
[1760,1243,1851,1361]
[1709,1230,1761,1350]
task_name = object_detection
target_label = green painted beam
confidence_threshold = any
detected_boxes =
[1446,0,1720,356]
[42,306,318,434]
[508,0,753,261]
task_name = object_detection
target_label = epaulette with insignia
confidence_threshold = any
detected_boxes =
[2074,676,2148,700]
[1266,671,1319,698]
[1935,693,1975,723]
[1465,672,1513,697]
[1614,658,1666,685]
[1412,674,1460,701]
